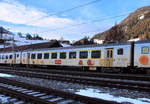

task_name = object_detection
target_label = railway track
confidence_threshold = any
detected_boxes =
[0,66,150,82]
[0,68,150,92]
[0,77,119,104]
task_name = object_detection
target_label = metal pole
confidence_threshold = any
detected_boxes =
[12,33,15,69]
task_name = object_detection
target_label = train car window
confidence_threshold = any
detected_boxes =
[2,55,5,59]
[110,50,113,58]
[141,46,149,54]
[51,53,57,59]
[31,54,36,59]
[107,51,109,58]
[80,51,88,59]
[9,55,12,59]
[17,54,19,58]
[44,53,49,59]
[60,52,66,59]
[69,52,76,59]
[37,53,42,59]
[6,55,8,59]
[117,48,123,55]
[91,50,101,58]
[23,53,25,57]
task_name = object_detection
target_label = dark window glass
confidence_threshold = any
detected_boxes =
[9,55,12,59]
[91,50,101,58]
[60,52,66,59]
[110,50,113,58]
[37,53,42,59]
[80,51,88,59]
[117,48,123,55]
[0,55,1,59]
[31,54,36,59]
[69,52,76,59]
[2,55,4,59]
[17,54,19,58]
[107,51,109,58]
[44,53,49,59]
[6,55,8,59]
[52,53,57,59]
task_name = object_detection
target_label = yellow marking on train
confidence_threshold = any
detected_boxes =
[99,59,104,66]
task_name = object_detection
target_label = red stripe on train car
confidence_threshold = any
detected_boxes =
[55,60,61,64]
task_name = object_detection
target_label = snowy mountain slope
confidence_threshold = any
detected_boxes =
[0,32,49,48]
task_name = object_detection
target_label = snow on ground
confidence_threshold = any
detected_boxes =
[0,94,9,104]
[76,88,150,104]
[8,76,150,104]
[0,32,50,48]
[138,14,145,20]
[0,94,24,104]
[0,73,15,77]
[11,33,49,46]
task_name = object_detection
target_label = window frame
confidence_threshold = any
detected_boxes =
[141,46,149,54]
[69,51,76,59]
[37,53,42,59]
[51,52,57,59]
[2,55,5,59]
[60,52,66,59]
[17,54,19,58]
[6,55,8,59]
[44,53,49,59]
[9,55,12,59]
[31,53,36,59]
[117,48,123,55]
[91,50,101,58]
[79,51,88,59]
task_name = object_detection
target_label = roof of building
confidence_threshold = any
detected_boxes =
[0,40,62,52]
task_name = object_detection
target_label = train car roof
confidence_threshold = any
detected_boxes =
[1,40,150,53]
[22,41,133,52]
[134,40,150,44]
[0,40,62,53]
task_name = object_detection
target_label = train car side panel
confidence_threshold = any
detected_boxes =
[134,42,150,68]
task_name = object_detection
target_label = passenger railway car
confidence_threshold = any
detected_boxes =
[20,42,132,70]
[134,41,150,68]
[0,41,150,73]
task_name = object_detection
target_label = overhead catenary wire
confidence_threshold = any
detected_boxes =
[39,12,131,34]
[25,0,102,24]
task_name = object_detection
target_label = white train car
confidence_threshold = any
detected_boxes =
[0,52,13,65]
[0,51,22,65]
[2,41,150,73]
[134,41,150,69]
[20,42,132,70]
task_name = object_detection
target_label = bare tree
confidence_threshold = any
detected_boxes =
[105,25,125,43]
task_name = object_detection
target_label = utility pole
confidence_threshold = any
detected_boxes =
[0,27,6,48]
[12,33,15,69]
[0,27,3,39]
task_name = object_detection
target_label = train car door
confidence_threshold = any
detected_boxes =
[27,53,30,64]
[105,48,113,67]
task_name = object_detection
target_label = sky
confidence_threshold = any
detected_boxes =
[0,0,150,41]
